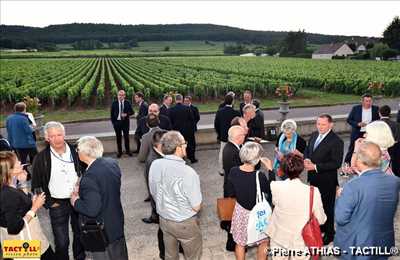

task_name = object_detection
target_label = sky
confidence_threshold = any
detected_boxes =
[1,1,399,37]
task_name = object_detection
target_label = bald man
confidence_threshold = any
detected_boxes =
[335,141,400,259]
[111,90,134,158]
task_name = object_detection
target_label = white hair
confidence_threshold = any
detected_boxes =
[44,121,65,138]
[280,119,297,133]
[242,104,256,114]
[239,142,263,166]
[77,136,104,158]
[365,121,395,150]
[228,125,244,142]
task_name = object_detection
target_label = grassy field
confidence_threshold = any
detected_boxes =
[0,89,362,127]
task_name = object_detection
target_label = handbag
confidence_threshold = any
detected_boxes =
[217,197,236,221]
[301,186,323,260]
[246,171,272,246]
[80,216,109,252]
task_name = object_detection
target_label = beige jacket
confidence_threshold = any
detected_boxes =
[266,179,327,250]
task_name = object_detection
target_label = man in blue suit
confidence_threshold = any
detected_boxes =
[344,94,379,163]
[335,141,400,260]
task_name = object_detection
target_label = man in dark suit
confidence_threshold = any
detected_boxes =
[380,105,400,176]
[160,94,173,119]
[345,94,379,163]
[135,104,171,144]
[184,95,200,163]
[169,94,197,163]
[335,142,400,259]
[248,99,265,139]
[239,90,253,116]
[111,90,134,158]
[133,91,149,153]
[218,91,235,110]
[71,136,128,260]
[215,94,241,175]
[221,125,246,252]
[304,114,344,245]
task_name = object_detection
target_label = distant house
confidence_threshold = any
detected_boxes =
[356,44,367,53]
[312,43,354,59]
[240,53,256,57]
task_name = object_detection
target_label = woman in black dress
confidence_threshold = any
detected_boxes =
[0,151,54,259]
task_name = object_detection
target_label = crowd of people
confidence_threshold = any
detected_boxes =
[0,89,400,260]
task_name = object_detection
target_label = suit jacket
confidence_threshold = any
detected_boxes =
[248,109,265,139]
[347,105,379,142]
[189,105,200,132]
[334,169,400,260]
[267,179,326,250]
[381,118,400,142]
[137,101,149,122]
[74,157,125,243]
[6,112,36,149]
[169,103,195,137]
[214,106,241,142]
[145,148,163,182]
[111,99,134,125]
[304,130,344,187]
[160,104,170,119]
[138,127,161,162]
[135,114,171,138]
[222,141,242,196]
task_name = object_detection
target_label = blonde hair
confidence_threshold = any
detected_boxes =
[365,121,395,150]
[0,151,17,188]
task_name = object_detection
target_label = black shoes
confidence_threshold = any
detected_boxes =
[219,171,224,176]
[132,150,139,154]
[323,234,334,245]
[144,196,151,202]
[190,159,198,164]
[117,153,122,158]
[142,217,159,224]
[126,152,133,157]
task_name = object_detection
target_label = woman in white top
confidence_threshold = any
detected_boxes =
[266,153,326,260]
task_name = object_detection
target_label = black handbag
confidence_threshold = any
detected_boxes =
[80,217,109,252]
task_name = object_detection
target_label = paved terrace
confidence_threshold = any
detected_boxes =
[36,137,400,260]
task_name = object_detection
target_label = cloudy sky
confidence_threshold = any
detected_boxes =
[1,1,399,37]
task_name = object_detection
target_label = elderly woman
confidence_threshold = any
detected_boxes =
[273,119,306,180]
[70,136,128,260]
[225,142,273,260]
[0,151,54,259]
[267,153,326,260]
[351,120,395,175]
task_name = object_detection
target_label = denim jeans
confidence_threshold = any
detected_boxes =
[49,200,85,260]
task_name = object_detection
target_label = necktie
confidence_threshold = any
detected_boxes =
[313,134,323,151]
[118,101,123,120]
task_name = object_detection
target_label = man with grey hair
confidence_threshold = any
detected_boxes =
[149,131,203,260]
[32,121,85,260]
[169,94,197,163]
[71,136,128,260]
[335,141,400,258]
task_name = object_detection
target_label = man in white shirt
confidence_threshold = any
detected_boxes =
[31,121,85,260]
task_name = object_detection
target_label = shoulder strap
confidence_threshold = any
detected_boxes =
[309,186,314,219]
[256,171,262,203]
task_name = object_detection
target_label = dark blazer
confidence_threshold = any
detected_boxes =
[169,103,195,137]
[381,118,400,142]
[137,101,149,122]
[334,169,400,260]
[74,157,125,243]
[346,104,379,142]
[160,104,170,119]
[31,143,83,208]
[110,99,134,125]
[248,109,265,139]
[275,132,307,155]
[189,105,200,132]
[222,141,242,197]
[135,114,171,138]
[145,148,163,182]
[138,127,161,163]
[304,130,344,187]
[214,106,241,142]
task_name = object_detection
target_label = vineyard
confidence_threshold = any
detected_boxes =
[1,57,400,107]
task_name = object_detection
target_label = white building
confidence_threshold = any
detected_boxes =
[312,43,354,59]
[356,44,367,53]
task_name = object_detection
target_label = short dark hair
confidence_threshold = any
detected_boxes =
[175,94,183,101]
[379,105,391,117]
[135,92,144,99]
[152,130,167,147]
[146,114,160,128]
[14,102,26,112]
[163,94,172,100]
[281,153,304,179]
[224,95,233,105]
[362,93,373,99]
[252,99,260,109]
[243,90,252,96]
[318,113,333,123]
[185,95,192,101]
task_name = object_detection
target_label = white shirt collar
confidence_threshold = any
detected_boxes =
[50,143,69,158]
[318,129,331,139]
